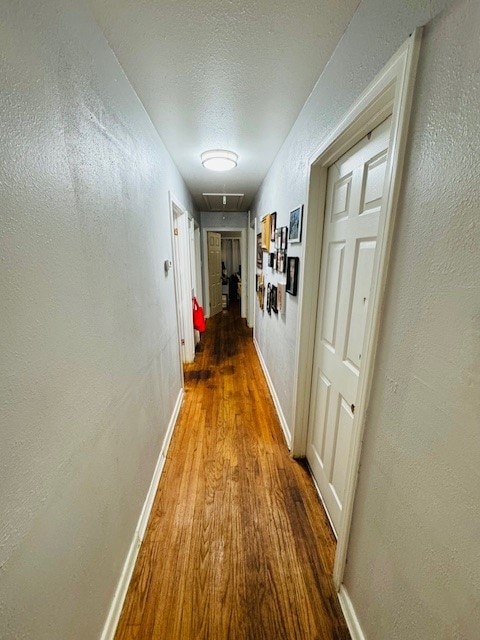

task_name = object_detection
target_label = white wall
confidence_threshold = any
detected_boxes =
[252,0,480,637]
[200,210,248,229]
[344,2,480,637]
[252,0,453,433]
[0,1,195,638]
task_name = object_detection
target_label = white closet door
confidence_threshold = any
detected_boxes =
[306,116,392,534]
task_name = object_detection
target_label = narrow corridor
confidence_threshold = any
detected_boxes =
[114,305,350,639]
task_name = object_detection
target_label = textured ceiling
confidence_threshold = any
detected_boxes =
[87,0,360,211]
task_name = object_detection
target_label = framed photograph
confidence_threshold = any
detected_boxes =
[271,285,278,314]
[256,233,263,268]
[276,249,286,273]
[270,212,277,242]
[281,226,288,250]
[266,283,272,315]
[261,214,270,250]
[277,282,286,316]
[286,257,299,295]
[275,228,282,250]
[257,273,264,309]
[289,205,303,243]
[268,252,275,268]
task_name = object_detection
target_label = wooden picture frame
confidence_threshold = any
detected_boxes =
[277,282,286,316]
[288,205,303,243]
[261,214,270,250]
[286,257,299,295]
[257,273,264,309]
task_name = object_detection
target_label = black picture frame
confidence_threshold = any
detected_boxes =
[281,226,288,250]
[266,282,272,314]
[271,285,278,314]
[270,211,277,242]
[286,257,299,295]
[268,252,275,268]
[256,233,263,268]
[288,205,303,243]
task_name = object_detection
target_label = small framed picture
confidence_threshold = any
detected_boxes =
[281,226,288,250]
[286,257,299,295]
[261,214,270,250]
[271,285,278,314]
[276,249,286,273]
[268,252,275,268]
[257,273,264,309]
[266,282,272,315]
[270,212,277,242]
[289,205,303,243]
[256,233,263,268]
[275,228,282,250]
[277,282,286,316]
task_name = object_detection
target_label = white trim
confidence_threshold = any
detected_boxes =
[289,30,422,589]
[253,337,291,448]
[100,389,184,640]
[338,586,366,640]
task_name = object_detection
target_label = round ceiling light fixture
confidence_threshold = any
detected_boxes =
[201,149,238,171]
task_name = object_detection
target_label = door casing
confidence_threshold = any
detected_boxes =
[290,30,422,589]
[169,192,195,366]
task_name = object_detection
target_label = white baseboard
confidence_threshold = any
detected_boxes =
[100,388,184,640]
[338,585,366,640]
[253,337,291,447]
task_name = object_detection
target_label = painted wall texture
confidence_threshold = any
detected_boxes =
[200,210,248,230]
[0,0,194,638]
[344,2,480,637]
[253,0,479,637]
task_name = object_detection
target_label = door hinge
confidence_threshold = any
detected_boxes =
[174,228,179,236]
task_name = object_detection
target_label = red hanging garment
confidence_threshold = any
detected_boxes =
[192,297,206,333]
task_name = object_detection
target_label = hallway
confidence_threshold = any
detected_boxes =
[114,305,350,640]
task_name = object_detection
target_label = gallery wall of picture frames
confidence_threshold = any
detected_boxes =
[257,206,303,315]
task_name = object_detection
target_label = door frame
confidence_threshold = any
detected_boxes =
[290,31,422,588]
[169,192,195,365]
[202,226,247,319]
[193,221,203,306]
[247,211,256,330]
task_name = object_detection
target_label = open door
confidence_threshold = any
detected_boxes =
[207,231,222,317]
[170,194,195,363]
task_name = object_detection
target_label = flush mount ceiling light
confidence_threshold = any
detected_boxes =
[201,149,238,171]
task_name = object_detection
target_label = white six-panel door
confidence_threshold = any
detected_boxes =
[306,116,392,535]
[208,231,222,317]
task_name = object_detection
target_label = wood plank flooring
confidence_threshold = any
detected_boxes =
[114,304,350,640]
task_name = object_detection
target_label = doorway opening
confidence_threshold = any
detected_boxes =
[202,226,247,320]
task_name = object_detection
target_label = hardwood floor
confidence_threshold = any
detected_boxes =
[114,304,350,640]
